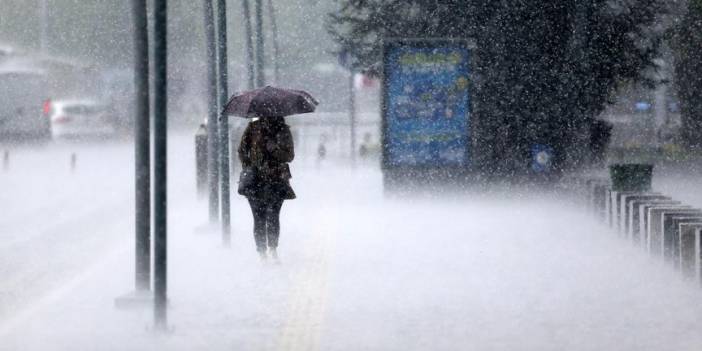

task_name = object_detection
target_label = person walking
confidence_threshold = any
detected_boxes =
[223,86,318,262]
[238,116,295,261]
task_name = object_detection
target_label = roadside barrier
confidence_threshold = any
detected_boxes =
[564,166,702,285]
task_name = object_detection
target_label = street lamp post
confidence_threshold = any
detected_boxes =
[242,0,256,90]
[254,0,265,87]
[349,70,356,167]
[115,0,152,310]
[153,0,169,330]
[39,0,48,53]
[205,0,220,223]
[216,0,231,245]
[572,1,591,166]
[340,49,357,167]
[132,0,151,293]
[266,0,280,84]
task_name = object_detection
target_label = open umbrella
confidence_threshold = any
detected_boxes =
[223,86,319,118]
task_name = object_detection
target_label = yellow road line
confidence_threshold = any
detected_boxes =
[275,210,337,351]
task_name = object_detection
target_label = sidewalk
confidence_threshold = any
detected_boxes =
[3,166,702,351]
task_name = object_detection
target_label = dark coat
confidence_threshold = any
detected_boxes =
[238,118,296,200]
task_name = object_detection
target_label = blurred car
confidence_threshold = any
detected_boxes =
[49,100,116,140]
[0,68,52,143]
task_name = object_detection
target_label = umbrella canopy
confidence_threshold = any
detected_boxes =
[223,86,319,118]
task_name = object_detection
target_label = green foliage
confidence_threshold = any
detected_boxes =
[673,0,702,151]
[328,0,669,175]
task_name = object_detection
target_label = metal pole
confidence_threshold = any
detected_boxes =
[132,0,151,293]
[266,0,280,84]
[205,0,220,223]
[153,0,168,330]
[573,1,591,167]
[216,0,231,245]
[242,0,255,90]
[254,0,265,87]
[39,0,48,53]
[349,70,356,166]
[195,124,208,197]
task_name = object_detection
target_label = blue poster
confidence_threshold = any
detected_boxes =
[384,43,471,167]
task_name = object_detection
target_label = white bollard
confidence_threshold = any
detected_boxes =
[678,223,702,279]
[70,153,77,173]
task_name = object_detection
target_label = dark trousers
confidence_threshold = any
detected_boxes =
[247,198,284,253]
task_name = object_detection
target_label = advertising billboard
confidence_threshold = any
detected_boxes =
[382,39,473,169]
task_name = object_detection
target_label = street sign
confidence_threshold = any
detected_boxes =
[531,144,554,172]
[338,49,352,71]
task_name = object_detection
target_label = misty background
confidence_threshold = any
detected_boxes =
[0,0,365,121]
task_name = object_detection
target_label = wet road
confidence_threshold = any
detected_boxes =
[1,133,702,351]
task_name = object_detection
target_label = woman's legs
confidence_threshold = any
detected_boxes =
[265,199,284,250]
[247,198,268,254]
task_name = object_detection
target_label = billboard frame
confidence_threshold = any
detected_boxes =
[380,38,477,185]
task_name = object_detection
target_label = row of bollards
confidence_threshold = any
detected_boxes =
[567,164,702,285]
[1,150,78,172]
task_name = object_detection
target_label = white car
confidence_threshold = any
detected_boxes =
[49,100,116,140]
